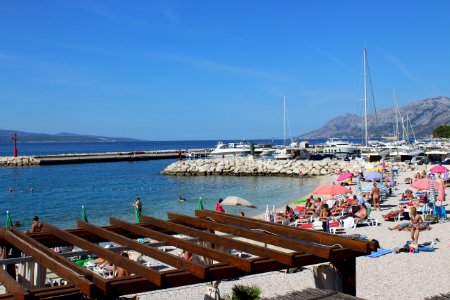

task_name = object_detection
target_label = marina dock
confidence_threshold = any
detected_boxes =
[0,149,213,166]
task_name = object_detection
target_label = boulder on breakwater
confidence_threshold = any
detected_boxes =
[161,157,413,177]
[0,156,40,167]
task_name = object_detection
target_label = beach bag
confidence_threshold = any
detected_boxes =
[424,214,438,223]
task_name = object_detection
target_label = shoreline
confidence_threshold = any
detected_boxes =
[252,174,331,220]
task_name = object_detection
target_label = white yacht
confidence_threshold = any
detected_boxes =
[210,142,251,157]
[273,148,294,160]
[323,139,359,155]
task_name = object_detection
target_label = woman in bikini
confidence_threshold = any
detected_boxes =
[407,206,425,244]
[371,182,381,211]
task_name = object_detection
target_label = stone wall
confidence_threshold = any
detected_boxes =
[162,157,411,177]
[0,156,40,167]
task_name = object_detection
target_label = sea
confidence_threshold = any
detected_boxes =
[0,139,348,230]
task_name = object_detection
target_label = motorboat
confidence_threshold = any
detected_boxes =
[210,142,251,157]
[323,138,359,155]
[273,148,294,160]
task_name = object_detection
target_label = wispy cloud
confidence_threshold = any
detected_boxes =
[307,45,346,67]
[387,55,417,82]
[159,54,284,81]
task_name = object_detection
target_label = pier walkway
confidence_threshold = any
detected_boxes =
[0,149,212,166]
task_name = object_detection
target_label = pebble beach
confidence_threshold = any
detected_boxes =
[139,164,450,300]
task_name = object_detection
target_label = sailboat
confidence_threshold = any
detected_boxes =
[274,96,294,160]
[359,49,387,162]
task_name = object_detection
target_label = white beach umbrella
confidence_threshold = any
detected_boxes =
[222,196,257,208]
[265,205,270,221]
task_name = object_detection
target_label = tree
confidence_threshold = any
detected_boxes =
[432,125,450,138]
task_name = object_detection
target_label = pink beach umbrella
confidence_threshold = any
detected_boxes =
[313,185,352,195]
[337,172,353,182]
[430,165,449,174]
[410,178,440,190]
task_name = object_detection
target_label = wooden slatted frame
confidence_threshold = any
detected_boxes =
[0,266,30,300]
[43,223,163,287]
[166,212,345,259]
[195,210,377,254]
[77,220,207,279]
[0,229,96,297]
[109,218,254,272]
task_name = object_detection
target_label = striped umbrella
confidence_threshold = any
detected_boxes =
[355,182,362,195]
[265,205,271,221]
[5,211,13,228]
[429,182,436,204]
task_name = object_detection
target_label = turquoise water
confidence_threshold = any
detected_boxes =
[0,142,320,230]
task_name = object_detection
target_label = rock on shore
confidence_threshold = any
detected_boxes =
[0,156,40,167]
[162,157,411,177]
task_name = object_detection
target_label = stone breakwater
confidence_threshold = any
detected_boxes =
[0,156,40,167]
[162,157,412,177]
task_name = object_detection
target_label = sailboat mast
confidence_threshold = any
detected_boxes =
[363,49,368,147]
[283,96,286,146]
[393,90,400,141]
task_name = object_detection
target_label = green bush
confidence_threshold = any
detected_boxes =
[223,284,262,300]
[433,125,450,138]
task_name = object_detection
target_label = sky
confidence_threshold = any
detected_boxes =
[1,0,450,141]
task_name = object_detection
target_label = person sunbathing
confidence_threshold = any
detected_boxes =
[353,203,367,222]
[382,208,404,221]
[388,222,409,231]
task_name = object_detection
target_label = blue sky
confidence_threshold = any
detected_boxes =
[1,0,449,140]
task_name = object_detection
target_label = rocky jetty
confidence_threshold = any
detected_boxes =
[0,156,40,167]
[162,157,411,177]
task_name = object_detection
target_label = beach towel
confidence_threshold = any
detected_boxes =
[366,248,393,258]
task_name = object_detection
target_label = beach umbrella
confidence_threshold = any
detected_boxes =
[355,181,362,195]
[410,178,440,190]
[336,172,353,182]
[222,196,257,208]
[429,182,436,204]
[365,171,382,181]
[81,205,88,223]
[312,185,351,195]
[5,211,12,228]
[265,205,270,221]
[198,197,204,210]
[430,165,449,174]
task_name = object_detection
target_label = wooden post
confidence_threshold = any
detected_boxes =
[332,255,356,296]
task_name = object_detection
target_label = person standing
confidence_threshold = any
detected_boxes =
[215,199,225,213]
[371,182,380,211]
[134,197,142,223]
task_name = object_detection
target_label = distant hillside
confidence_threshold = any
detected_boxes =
[0,130,141,142]
[300,96,450,139]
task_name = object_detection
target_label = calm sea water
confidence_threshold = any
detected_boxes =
[0,141,323,230]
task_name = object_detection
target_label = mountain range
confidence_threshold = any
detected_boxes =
[299,96,450,139]
[0,130,140,142]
